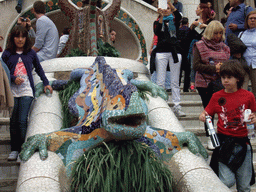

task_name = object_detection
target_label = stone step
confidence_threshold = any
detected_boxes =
[0,133,10,145]
[0,178,17,192]
[168,92,202,102]
[0,154,19,192]
[0,117,10,125]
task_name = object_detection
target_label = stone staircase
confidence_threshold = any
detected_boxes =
[0,112,18,192]
[1,91,256,191]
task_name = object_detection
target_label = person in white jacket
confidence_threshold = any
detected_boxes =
[57,27,70,56]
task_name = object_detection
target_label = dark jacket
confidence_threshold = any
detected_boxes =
[210,134,255,186]
[227,33,249,73]
[1,49,49,96]
[185,18,213,50]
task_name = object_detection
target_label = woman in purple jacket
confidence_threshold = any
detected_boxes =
[1,25,53,161]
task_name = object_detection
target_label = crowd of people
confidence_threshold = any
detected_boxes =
[0,0,256,191]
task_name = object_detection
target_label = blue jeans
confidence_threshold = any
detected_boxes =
[190,52,195,83]
[10,96,34,152]
[219,144,252,192]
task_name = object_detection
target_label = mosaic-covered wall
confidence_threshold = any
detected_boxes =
[19,0,148,64]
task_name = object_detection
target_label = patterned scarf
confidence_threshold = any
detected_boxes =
[195,37,230,88]
[163,14,176,37]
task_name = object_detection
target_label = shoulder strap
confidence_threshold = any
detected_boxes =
[239,31,245,38]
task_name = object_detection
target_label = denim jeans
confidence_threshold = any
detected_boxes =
[218,144,252,192]
[190,52,195,83]
[10,96,34,152]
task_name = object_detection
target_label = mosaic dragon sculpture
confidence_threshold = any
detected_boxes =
[58,0,121,57]
[20,56,207,178]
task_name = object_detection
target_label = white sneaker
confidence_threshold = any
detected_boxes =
[207,138,215,150]
[173,106,186,117]
[7,151,19,161]
[16,155,21,163]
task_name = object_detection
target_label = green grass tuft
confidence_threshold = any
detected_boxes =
[71,141,173,192]
[59,80,81,129]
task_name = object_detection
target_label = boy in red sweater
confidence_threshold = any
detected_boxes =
[199,60,256,191]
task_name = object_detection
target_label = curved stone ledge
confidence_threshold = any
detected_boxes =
[39,57,150,74]
[29,91,62,119]
[146,94,184,133]
[169,149,230,192]
[17,89,64,191]
[17,152,69,192]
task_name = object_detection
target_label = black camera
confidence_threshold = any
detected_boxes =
[21,18,27,22]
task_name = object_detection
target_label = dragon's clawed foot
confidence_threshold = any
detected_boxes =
[20,134,50,161]
[176,131,208,159]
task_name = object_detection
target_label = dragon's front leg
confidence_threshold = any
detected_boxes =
[141,126,208,161]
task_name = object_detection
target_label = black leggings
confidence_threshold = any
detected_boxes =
[197,87,214,137]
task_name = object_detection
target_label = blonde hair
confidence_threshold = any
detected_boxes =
[203,20,225,41]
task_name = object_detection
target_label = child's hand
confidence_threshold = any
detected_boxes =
[199,110,209,122]
[15,77,24,85]
[44,85,53,94]
[249,113,256,125]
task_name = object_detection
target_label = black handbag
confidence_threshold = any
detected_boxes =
[201,73,224,94]
[207,77,224,95]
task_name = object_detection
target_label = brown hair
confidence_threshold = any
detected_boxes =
[33,1,46,14]
[245,10,256,29]
[220,60,246,89]
[6,25,32,54]
[199,3,211,24]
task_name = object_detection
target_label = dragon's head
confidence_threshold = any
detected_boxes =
[102,91,148,140]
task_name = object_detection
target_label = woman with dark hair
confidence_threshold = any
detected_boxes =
[240,10,256,99]
[186,3,212,92]
[1,25,53,161]
[207,1,216,19]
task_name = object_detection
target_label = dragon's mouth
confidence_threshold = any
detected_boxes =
[108,114,146,127]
